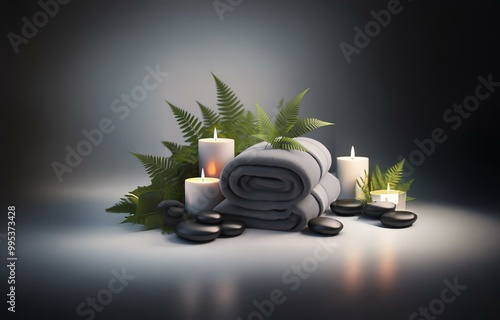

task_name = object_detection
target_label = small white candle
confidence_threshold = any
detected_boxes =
[336,146,369,199]
[370,183,406,210]
[198,128,234,178]
[184,169,224,214]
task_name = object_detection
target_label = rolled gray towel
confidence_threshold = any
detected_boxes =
[219,137,332,210]
[214,172,341,232]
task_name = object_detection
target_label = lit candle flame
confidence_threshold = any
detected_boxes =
[350,146,355,159]
[201,168,205,181]
[387,183,390,192]
[214,128,218,141]
[206,161,217,177]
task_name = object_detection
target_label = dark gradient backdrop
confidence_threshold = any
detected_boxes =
[3,0,499,208]
[1,1,500,318]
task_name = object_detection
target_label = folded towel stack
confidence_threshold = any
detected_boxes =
[214,137,341,231]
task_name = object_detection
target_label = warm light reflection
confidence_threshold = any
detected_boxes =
[343,246,363,295]
[206,162,217,177]
[350,146,355,159]
[377,235,397,293]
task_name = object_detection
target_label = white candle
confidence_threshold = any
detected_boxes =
[336,146,369,199]
[370,183,406,210]
[198,128,234,178]
[184,169,224,214]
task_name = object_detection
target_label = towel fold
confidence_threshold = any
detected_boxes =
[219,137,332,211]
[214,173,341,232]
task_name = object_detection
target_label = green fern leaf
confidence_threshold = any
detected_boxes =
[130,152,179,184]
[254,103,277,142]
[275,89,309,135]
[197,102,220,136]
[105,198,136,214]
[212,73,245,123]
[370,165,385,191]
[271,136,308,152]
[167,102,204,146]
[161,141,182,155]
[287,118,333,138]
[384,159,404,188]
[356,169,371,203]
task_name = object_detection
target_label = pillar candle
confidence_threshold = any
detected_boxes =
[336,146,369,199]
[184,169,224,214]
[198,128,234,178]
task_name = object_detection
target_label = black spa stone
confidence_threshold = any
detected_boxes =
[167,207,185,218]
[175,221,221,242]
[362,201,396,218]
[308,217,343,236]
[157,200,184,215]
[196,211,222,224]
[380,211,418,228]
[220,219,246,237]
[330,199,364,216]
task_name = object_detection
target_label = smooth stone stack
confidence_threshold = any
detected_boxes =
[175,221,221,242]
[330,199,364,216]
[175,210,246,242]
[380,211,418,228]
[362,201,396,218]
[308,216,343,236]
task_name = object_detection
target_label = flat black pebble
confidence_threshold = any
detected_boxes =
[330,199,364,216]
[363,201,396,218]
[220,220,246,237]
[167,207,185,218]
[175,221,221,242]
[196,211,222,224]
[308,217,343,236]
[380,211,417,228]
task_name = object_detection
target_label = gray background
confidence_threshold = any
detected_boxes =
[1,1,500,319]
[2,0,498,206]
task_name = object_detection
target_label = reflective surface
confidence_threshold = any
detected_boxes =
[5,190,500,320]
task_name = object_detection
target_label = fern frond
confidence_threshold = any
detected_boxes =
[370,165,385,191]
[287,118,333,138]
[255,103,277,142]
[275,88,309,135]
[356,169,371,203]
[106,198,136,214]
[384,159,404,188]
[271,137,308,152]
[161,141,182,155]
[212,73,245,123]
[130,152,179,183]
[167,102,204,146]
[197,102,220,135]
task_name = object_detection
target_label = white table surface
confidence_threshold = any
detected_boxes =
[4,190,500,320]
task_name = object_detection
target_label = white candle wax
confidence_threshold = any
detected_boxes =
[336,146,369,199]
[370,183,406,210]
[184,169,224,214]
[198,128,234,178]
